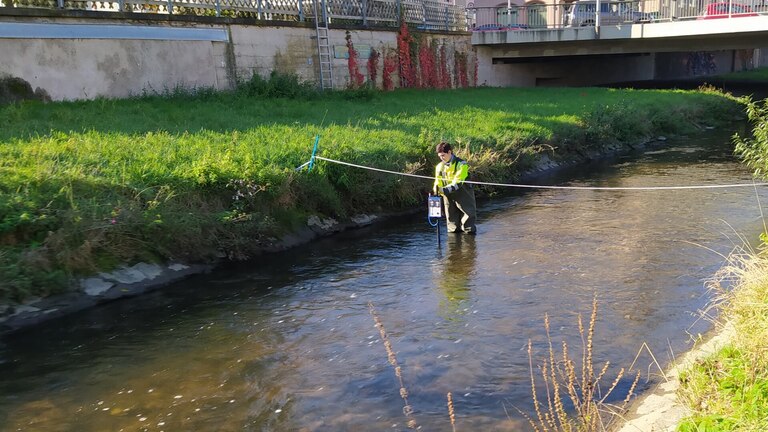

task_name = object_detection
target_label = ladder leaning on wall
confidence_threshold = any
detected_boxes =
[313,0,334,91]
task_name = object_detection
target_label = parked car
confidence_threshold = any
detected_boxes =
[471,23,529,31]
[565,0,653,26]
[698,2,758,18]
[472,23,507,31]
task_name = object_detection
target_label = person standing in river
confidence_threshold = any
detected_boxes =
[433,142,477,234]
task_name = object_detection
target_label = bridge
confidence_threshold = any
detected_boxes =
[467,0,768,85]
[471,0,768,52]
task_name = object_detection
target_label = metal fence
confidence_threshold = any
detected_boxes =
[0,0,468,30]
[469,0,767,31]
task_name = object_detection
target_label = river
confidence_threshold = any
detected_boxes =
[1,130,767,431]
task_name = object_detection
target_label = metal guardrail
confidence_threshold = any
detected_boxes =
[2,0,764,32]
[469,0,767,31]
[0,0,467,31]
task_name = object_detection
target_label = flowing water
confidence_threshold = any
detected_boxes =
[2,131,768,432]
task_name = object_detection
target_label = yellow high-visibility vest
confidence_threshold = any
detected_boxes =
[433,156,469,194]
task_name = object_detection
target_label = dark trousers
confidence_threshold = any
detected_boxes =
[443,185,476,233]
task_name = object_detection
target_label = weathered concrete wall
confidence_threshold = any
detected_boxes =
[0,16,474,100]
[655,50,736,79]
[758,48,768,68]
[0,37,226,100]
[231,26,401,89]
[231,28,474,89]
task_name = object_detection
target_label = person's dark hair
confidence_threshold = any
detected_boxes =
[436,142,452,154]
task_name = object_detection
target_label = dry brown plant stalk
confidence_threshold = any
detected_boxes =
[368,301,418,429]
[447,392,456,432]
[525,297,642,432]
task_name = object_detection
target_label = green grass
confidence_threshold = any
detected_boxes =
[677,248,768,432]
[713,67,768,82]
[0,82,745,302]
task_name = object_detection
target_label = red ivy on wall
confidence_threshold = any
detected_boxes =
[382,49,398,91]
[354,28,475,91]
[454,51,468,88]
[368,47,380,87]
[418,42,436,89]
[397,22,416,88]
[345,31,365,88]
[439,45,451,89]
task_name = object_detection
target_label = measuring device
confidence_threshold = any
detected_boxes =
[427,194,442,246]
[428,195,443,219]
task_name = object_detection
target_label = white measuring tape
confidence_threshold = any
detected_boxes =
[313,156,768,191]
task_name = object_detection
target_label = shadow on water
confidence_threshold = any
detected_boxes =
[1,130,768,431]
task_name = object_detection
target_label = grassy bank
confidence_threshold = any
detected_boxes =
[677,249,768,431]
[0,80,745,302]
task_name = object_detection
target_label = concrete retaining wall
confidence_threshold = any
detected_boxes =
[1,37,228,100]
[0,16,474,101]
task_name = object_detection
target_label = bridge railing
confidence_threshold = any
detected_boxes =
[470,0,656,30]
[651,0,768,21]
[0,0,468,30]
[469,0,767,31]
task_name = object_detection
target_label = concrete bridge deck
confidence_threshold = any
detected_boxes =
[473,15,768,56]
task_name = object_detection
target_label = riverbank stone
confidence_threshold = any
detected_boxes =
[11,305,41,315]
[0,262,212,334]
[99,263,162,284]
[82,278,115,296]
[351,214,377,226]
[307,215,340,233]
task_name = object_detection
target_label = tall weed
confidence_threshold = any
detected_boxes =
[677,246,768,430]
[733,97,768,177]
[237,71,320,99]
[524,298,641,432]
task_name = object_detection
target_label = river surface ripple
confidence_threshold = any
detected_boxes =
[2,132,768,431]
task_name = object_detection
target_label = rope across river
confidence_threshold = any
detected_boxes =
[310,155,768,191]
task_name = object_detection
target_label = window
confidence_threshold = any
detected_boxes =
[496,6,520,25]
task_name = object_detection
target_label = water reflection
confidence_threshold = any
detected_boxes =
[435,235,477,322]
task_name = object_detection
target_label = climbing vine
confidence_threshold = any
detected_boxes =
[454,51,468,88]
[418,41,437,89]
[338,26,475,91]
[368,47,380,87]
[382,48,398,91]
[397,22,417,88]
[439,45,451,89]
[345,31,365,88]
